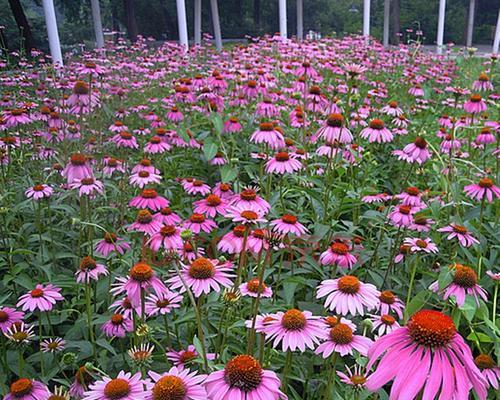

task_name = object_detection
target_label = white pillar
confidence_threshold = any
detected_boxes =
[383,0,390,47]
[210,0,222,51]
[90,0,104,49]
[363,0,371,37]
[194,0,201,45]
[466,0,475,47]
[279,0,287,39]
[176,0,189,50]
[42,0,63,66]
[436,0,446,55]
[494,9,500,54]
[297,0,303,40]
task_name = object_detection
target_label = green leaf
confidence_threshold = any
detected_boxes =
[220,165,238,182]
[203,138,218,161]
[405,290,430,318]
[466,332,493,343]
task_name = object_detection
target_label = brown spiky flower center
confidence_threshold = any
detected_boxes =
[188,257,215,279]
[329,323,353,344]
[103,378,131,399]
[224,355,263,392]
[151,375,187,400]
[408,310,456,347]
[281,309,307,330]
[337,275,360,294]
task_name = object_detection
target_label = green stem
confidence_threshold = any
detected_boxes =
[405,256,419,322]
[38,312,45,377]
[281,350,293,393]
[322,352,338,400]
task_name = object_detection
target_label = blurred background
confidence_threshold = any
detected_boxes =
[1,0,499,54]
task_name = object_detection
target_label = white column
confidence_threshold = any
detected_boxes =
[90,0,104,49]
[194,0,201,45]
[297,0,303,40]
[210,0,222,51]
[42,0,63,66]
[466,0,475,47]
[176,0,189,50]
[436,0,446,55]
[383,0,390,47]
[363,0,371,37]
[494,9,500,54]
[279,0,287,39]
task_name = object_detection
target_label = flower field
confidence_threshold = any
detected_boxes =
[0,35,498,400]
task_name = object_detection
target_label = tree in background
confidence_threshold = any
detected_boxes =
[7,0,35,55]
[0,0,498,53]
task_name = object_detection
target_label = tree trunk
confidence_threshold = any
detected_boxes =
[253,0,261,34]
[8,0,35,55]
[391,0,400,45]
[123,0,138,42]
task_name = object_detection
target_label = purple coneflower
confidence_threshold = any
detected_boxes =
[376,290,405,319]
[265,151,302,174]
[17,284,64,312]
[366,310,487,400]
[144,291,183,317]
[146,367,207,400]
[438,223,479,247]
[128,209,162,235]
[403,237,439,254]
[319,241,357,269]
[95,232,130,257]
[464,94,487,114]
[75,256,108,283]
[5,378,49,400]
[0,306,24,333]
[204,355,287,400]
[239,278,272,298]
[41,337,66,353]
[464,177,500,203]
[317,275,380,316]
[360,119,394,143]
[101,314,134,338]
[270,214,308,236]
[83,371,147,400]
[474,354,499,390]
[129,189,169,211]
[316,321,372,357]
[25,184,53,200]
[193,194,228,217]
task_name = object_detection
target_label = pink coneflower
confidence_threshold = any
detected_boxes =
[409,215,435,232]
[62,153,93,184]
[148,225,183,251]
[231,188,270,213]
[76,256,108,283]
[83,371,147,400]
[270,214,308,236]
[0,306,24,333]
[388,204,418,227]
[315,322,373,357]
[154,207,182,226]
[473,73,494,91]
[360,119,394,143]
[95,232,130,257]
[209,152,226,166]
[70,177,104,197]
[129,189,169,211]
[464,94,487,114]
[464,177,500,202]
[167,257,235,297]
[366,310,487,400]
[396,186,423,206]
[429,264,487,307]
[4,378,49,400]
[225,204,267,225]
[182,179,211,196]
[315,114,353,144]
[184,213,217,234]
[250,122,285,149]
[475,127,496,145]
[69,366,95,399]
[129,170,162,188]
[181,242,205,263]
[438,223,479,247]
[376,290,404,319]
[393,137,431,164]
[109,297,138,319]
[362,193,392,203]
[102,157,126,176]
[217,225,246,254]
[109,121,128,133]
[213,182,233,200]
[247,228,269,254]
[262,309,326,352]
[381,101,403,117]
[239,278,273,298]
[223,116,242,133]
[17,284,64,312]
[41,337,66,353]
[403,237,438,254]
[78,61,106,75]
[146,367,206,400]
[101,313,134,338]
[25,184,53,200]
[112,262,169,307]
[204,355,287,400]
[408,84,424,97]
[167,345,216,367]
[3,108,32,127]
[193,194,228,217]
[144,136,171,154]
[317,275,380,316]
[319,241,357,269]
[145,291,183,316]
[166,106,184,122]
[370,314,401,336]
[4,322,35,344]
[111,131,139,149]
[474,354,499,390]
[265,151,302,174]
[337,365,369,389]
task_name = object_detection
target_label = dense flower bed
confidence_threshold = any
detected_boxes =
[0,34,498,400]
